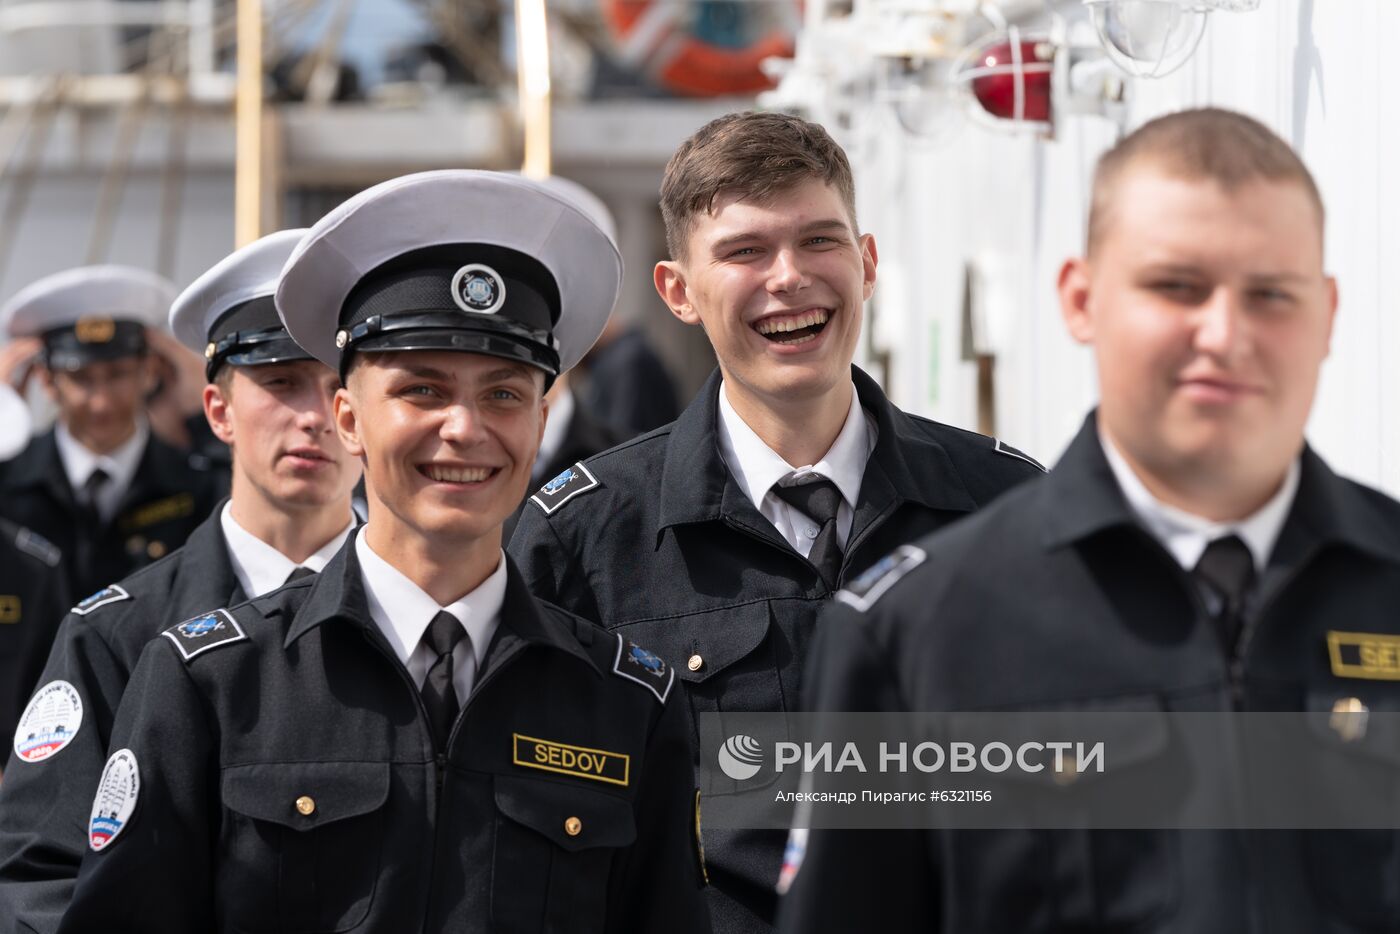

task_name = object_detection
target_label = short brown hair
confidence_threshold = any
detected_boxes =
[1088,107,1324,256]
[660,111,858,260]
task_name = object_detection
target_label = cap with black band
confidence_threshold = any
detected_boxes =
[170,228,316,381]
[1,265,175,371]
[275,169,621,388]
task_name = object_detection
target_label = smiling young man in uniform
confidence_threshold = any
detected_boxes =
[0,231,360,933]
[56,171,707,934]
[781,108,1400,933]
[509,111,1043,932]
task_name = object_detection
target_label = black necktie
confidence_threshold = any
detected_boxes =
[1192,535,1256,651]
[81,467,110,526]
[283,566,315,586]
[420,611,466,750]
[772,477,844,590]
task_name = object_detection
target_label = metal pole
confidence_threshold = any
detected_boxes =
[234,0,264,246]
[515,0,551,178]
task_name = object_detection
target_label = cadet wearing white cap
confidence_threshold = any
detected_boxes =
[0,234,361,934]
[58,171,709,934]
[0,266,225,600]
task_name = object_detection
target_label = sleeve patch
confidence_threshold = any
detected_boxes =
[160,608,247,661]
[72,585,131,616]
[835,545,927,613]
[994,439,1047,472]
[612,634,675,704]
[89,749,139,851]
[13,680,84,763]
[530,462,601,515]
[14,527,60,567]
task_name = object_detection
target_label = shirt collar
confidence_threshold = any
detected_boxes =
[536,386,576,480]
[1100,431,1300,573]
[220,501,355,598]
[354,528,503,672]
[55,419,148,493]
[716,379,872,511]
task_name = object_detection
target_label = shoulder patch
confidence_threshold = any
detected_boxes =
[530,462,600,515]
[14,526,60,567]
[612,634,675,703]
[72,585,131,616]
[994,439,1046,472]
[835,545,927,613]
[160,608,247,661]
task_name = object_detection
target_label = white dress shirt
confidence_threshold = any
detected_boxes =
[220,502,355,598]
[1101,432,1300,574]
[716,381,876,557]
[355,529,504,702]
[55,420,148,524]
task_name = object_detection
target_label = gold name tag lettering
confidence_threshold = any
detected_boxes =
[121,493,194,532]
[512,733,630,786]
[1328,631,1400,680]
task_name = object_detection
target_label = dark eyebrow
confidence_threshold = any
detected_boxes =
[395,363,455,382]
[482,365,535,382]
[709,218,851,255]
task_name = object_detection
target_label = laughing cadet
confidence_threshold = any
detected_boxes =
[508,110,1044,933]
[56,171,708,934]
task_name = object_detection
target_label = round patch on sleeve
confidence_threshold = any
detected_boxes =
[89,749,140,851]
[13,680,84,763]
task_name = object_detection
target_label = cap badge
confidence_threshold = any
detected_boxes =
[451,264,506,315]
[74,317,116,344]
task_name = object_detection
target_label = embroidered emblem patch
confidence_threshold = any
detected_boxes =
[512,733,630,787]
[71,585,131,616]
[161,609,246,661]
[89,749,139,851]
[993,439,1046,472]
[612,634,675,703]
[835,545,928,613]
[530,461,600,515]
[451,263,507,314]
[1327,631,1400,680]
[13,680,83,763]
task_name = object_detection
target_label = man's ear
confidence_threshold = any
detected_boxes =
[859,233,878,303]
[333,385,365,458]
[1058,257,1096,345]
[203,380,235,445]
[654,260,701,327]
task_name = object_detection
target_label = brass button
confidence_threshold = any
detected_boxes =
[564,816,582,837]
[147,540,167,560]
[1330,697,1369,742]
[295,795,316,816]
[687,654,704,672]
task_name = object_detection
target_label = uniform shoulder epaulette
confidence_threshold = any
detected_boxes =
[13,525,60,567]
[529,461,601,515]
[611,633,675,704]
[993,438,1046,472]
[835,544,928,613]
[71,585,132,616]
[160,608,247,661]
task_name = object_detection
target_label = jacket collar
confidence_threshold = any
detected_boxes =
[656,365,977,535]
[182,501,247,607]
[1040,412,1400,568]
[284,539,598,671]
[3,431,75,507]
